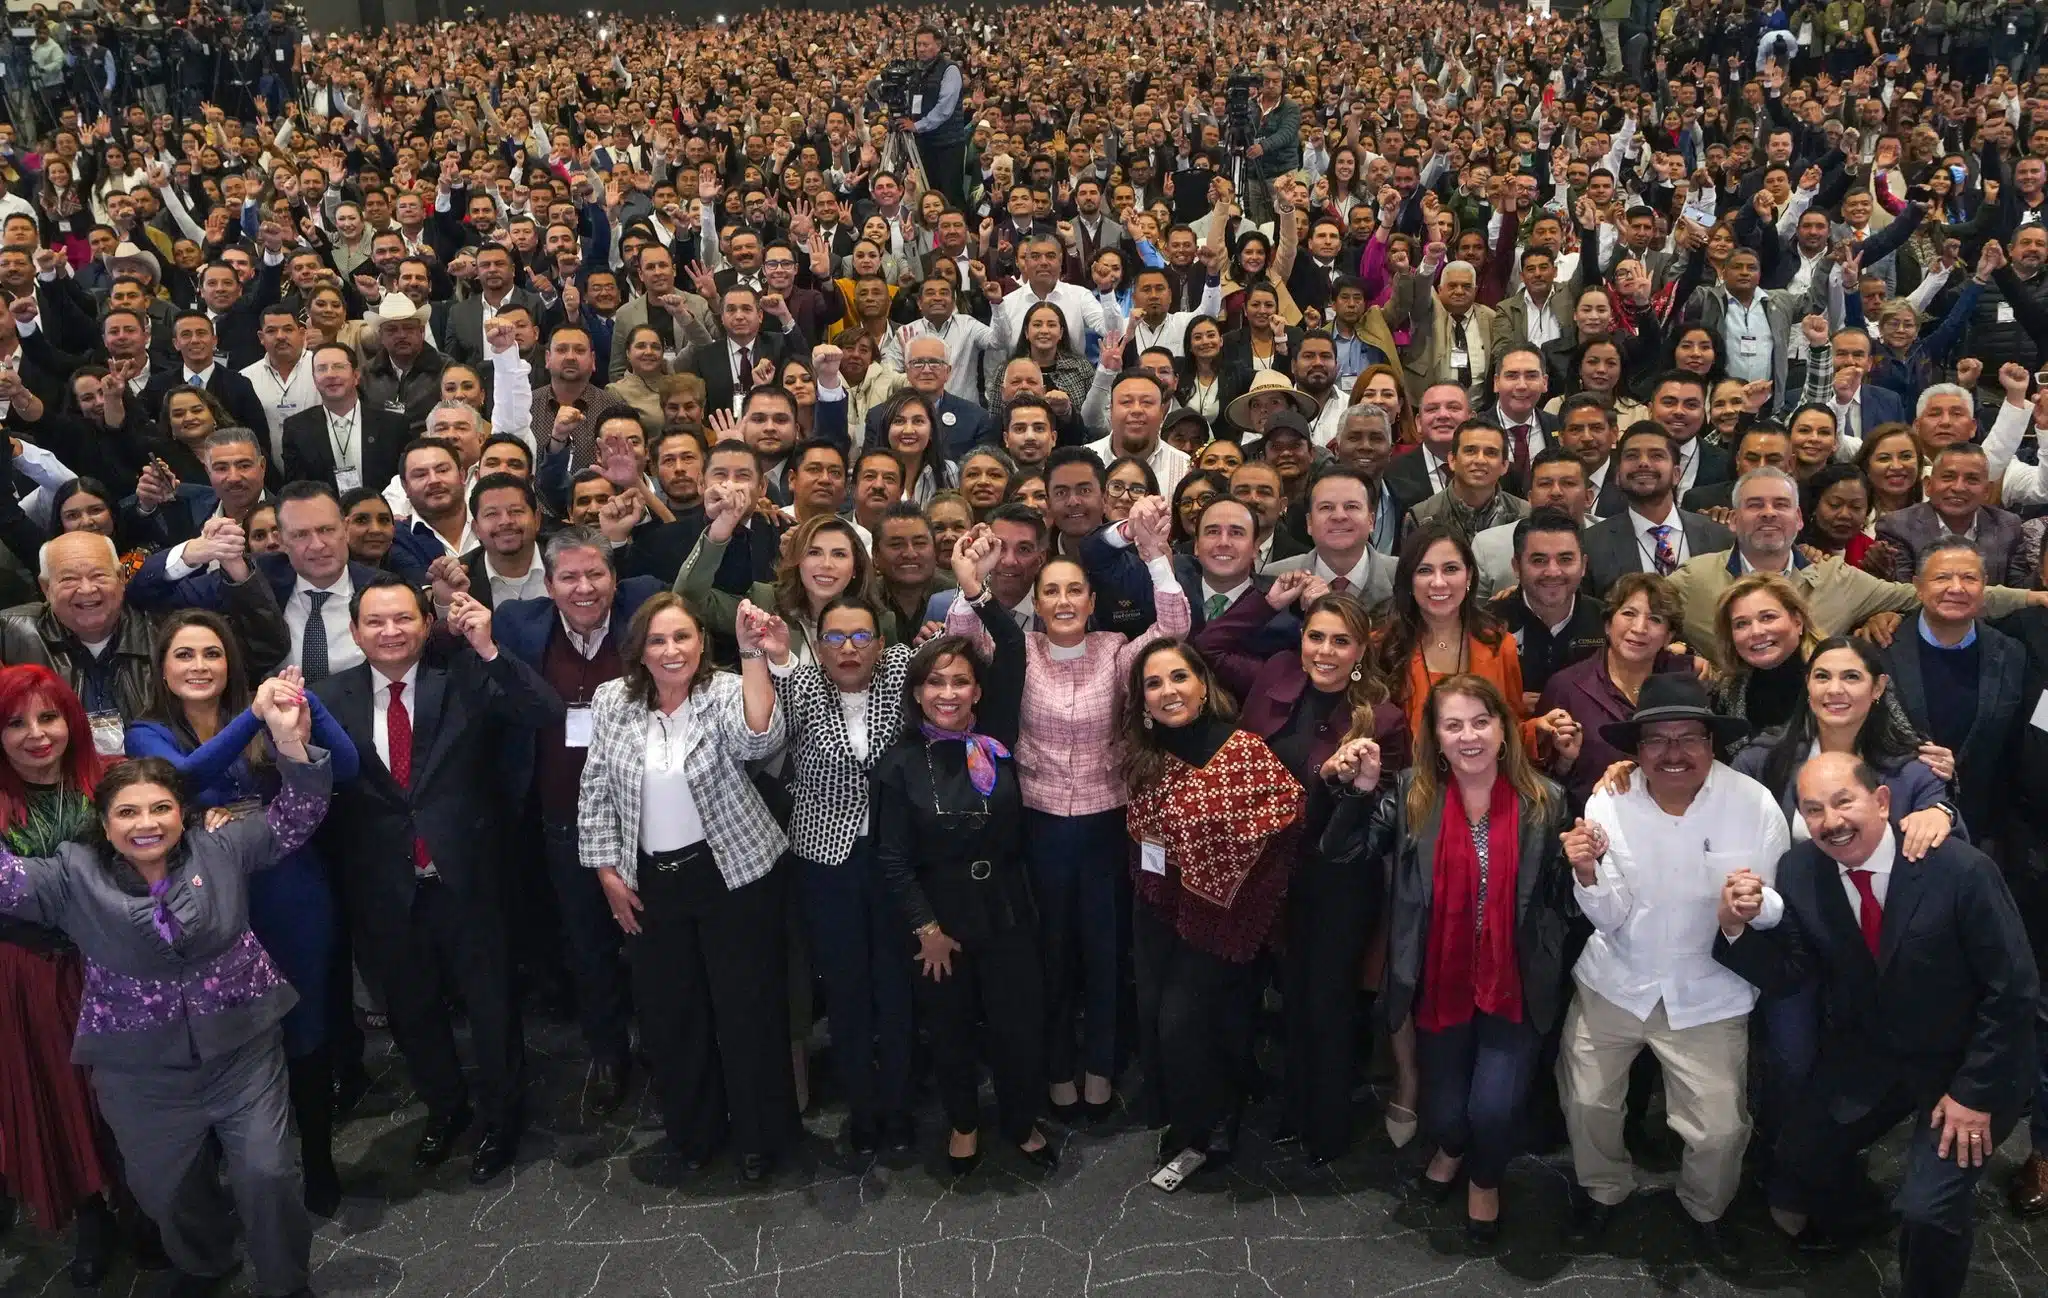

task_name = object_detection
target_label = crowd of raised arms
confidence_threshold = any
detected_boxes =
[0,0,2045,1292]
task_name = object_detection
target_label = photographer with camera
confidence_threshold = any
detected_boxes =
[891,23,968,211]
[1239,64,1299,225]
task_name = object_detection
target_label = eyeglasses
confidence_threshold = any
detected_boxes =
[762,258,797,269]
[819,630,877,649]
[1106,480,1153,500]
[906,358,948,371]
[1638,732,1713,756]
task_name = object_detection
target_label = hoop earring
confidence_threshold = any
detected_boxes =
[1143,715,1154,730]
[1350,666,1363,682]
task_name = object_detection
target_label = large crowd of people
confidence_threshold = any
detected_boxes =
[0,0,2044,1294]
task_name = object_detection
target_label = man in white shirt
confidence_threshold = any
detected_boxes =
[896,276,1000,403]
[1084,371,1189,498]
[274,483,365,680]
[460,475,547,609]
[992,232,1106,354]
[241,303,316,460]
[1124,260,1224,359]
[1558,675,1788,1272]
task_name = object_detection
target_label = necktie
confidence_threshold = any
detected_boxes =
[1649,524,1677,577]
[1845,867,1883,958]
[1329,576,1352,593]
[1205,592,1229,620]
[300,590,331,682]
[1508,423,1531,485]
[736,344,753,392]
[387,682,431,876]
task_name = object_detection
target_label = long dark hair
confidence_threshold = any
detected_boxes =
[1375,522,1503,706]
[140,608,268,768]
[1118,638,1240,794]
[1758,635,1926,797]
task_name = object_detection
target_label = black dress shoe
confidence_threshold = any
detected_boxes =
[843,1116,879,1156]
[303,1158,342,1217]
[469,1126,519,1184]
[413,1105,475,1169]
[739,1152,774,1183]
[69,1194,114,1289]
[1017,1138,1059,1172]
[1563,1191,1617,1248]
[1465,1216,1501,1246]
[1689,1216,1749,1276]
[332,1062,373,1116]
[589,1059,630,1117]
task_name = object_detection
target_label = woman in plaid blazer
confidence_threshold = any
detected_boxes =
[578,591,792,1182]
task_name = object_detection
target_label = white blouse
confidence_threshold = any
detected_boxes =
[640,705,707,853]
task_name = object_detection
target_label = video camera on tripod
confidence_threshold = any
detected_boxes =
[1223,67,1260,149]
[872,59,920,118]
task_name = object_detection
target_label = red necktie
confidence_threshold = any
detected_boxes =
[387,682,431,876]
[1508,423,1531,484]
[1845,868,1882,958]
[1329,576,1352,593]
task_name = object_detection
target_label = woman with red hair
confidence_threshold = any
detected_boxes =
[0,665,127,1285]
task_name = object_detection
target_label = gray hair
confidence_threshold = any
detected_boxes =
[1732,465,1800,507]
[540,525,615,580]
[1441,259,1477,281]
[38,532,118,581]
[1916,383,1972,419]
[1343,401,1393,434]
[1917,536,1986,577]
[203,425,263,457]
[428,399,481,428]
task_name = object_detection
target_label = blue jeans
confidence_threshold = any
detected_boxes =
[796,838,914,1125]
[1416,1012,1542,1189]
[1024,808,1127,1082]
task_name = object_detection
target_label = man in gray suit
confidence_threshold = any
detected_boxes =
[439,243,542,367]
[1581,426,1734,598]
[1474,447,1595,597]
[1262,466,1397,605]
[1682,246,1828,407]
[1873,443,2027,585]
[605,243,715,382]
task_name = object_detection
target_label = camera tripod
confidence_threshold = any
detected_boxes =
[881,123,930,192]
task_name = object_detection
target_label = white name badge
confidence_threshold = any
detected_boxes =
[564,706,593,749]
[2031,690,2048,734]
[89,710,125,757]
[1997,303,2017,324]
[334,465,362,492]
[1140,839,1167,876]
[1738,334,1765,356]
[910,94,924,115]
[1449,346,1469,369]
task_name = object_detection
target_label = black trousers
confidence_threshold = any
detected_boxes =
[543,818,632,1067]
[1774,1080,2004,1298]
[914,135,968,210]
[914,912,1045,1145]
[1132,904,1260,1156]
[632,846,795,1161]
[1282,849,1376,1162]
[356,875,523,1128]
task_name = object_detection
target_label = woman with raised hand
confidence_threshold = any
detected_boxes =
[942,495,1189,1126]
[0,675,333,1298]
[874,527,1058,1175]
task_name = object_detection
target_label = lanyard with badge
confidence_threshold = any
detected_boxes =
[328,410,362,492]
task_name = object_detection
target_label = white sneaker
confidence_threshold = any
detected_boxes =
[1150,1148,1207,1192]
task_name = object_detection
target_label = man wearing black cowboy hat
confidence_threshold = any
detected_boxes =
[1556,674,1789,1273]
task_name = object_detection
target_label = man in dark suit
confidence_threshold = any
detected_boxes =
[1877,540,2026,844]
[1714,752,2038,1291]
[1679,425,1795,516]
[142,311,270,436]
[440,243,543,366]
[1871,444,2025,585]
[1384,382,1467,524]
[312,577,566,1185]
[493,528,662,1113]
[682,284,790,418]
[280,341,408,495]
[1582,426,1735,597]
[1482,344,1559,496]
[1826,328,1909,437]
[194,258,280,371]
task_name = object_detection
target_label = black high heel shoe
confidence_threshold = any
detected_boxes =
[1047,1093,1080,1125]
[947,1131,982,1177]
[1017,1132,1059,1172]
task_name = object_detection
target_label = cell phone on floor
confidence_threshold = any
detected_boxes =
[1150,1148,1205,1192]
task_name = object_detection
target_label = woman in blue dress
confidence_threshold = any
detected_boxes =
[125,609,360,1216]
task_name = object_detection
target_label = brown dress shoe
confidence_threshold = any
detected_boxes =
[2009,1152,2048,1218]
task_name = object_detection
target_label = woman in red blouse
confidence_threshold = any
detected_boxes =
[1320,674,1571,1242]
[1120,640,1301,1192]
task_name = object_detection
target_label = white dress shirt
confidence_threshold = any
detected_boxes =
[483,549,547,606]
[1574,763,1790,1029]
[287,569,362,676]
[993,280,1107,355]
[640,703,708,853]
[1082,434,1189,498]
[241,351,317,460]
[1629,505,1691,573]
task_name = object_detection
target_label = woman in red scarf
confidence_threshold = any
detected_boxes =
[1321,674,1571,1243]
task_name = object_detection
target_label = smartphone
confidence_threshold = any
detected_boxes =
[1950,164,1968,184]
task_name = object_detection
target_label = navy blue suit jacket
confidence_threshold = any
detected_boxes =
[126,548,382,617]
[491,576,664,797]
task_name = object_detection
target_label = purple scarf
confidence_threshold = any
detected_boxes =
[920,723,1010,797]
[147,876,180,947]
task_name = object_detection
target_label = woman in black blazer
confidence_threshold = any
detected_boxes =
[1217,283,1302,380]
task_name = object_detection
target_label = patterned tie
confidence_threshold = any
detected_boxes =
[386,682,431,877]
[1649,524,1678,577]
[1205,592,1229,620]
[300,590,331,683]
[1845,868,1883,959]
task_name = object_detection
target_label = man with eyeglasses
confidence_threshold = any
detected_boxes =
[760,239,842,346]
[862,335,990,459]
[897,275,999,408]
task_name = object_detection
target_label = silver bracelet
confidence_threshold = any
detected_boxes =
[737,649,765,660]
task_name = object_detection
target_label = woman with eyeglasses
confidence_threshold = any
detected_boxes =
[1104,457,1160,524]
[760,590,920,1157]
[942,499,1188,1127]
[1170,471,1229,552]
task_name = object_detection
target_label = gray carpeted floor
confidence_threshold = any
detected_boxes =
[5,1012,2048,1297]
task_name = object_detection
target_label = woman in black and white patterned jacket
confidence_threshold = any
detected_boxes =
[762,590,920,1157]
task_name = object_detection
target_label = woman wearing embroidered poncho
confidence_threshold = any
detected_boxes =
[0,673,333,1298]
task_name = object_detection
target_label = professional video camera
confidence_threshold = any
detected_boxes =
[1223,67,1260,148]
[873,58,919,116]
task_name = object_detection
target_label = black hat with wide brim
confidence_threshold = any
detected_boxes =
[1597,672,1750,753]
